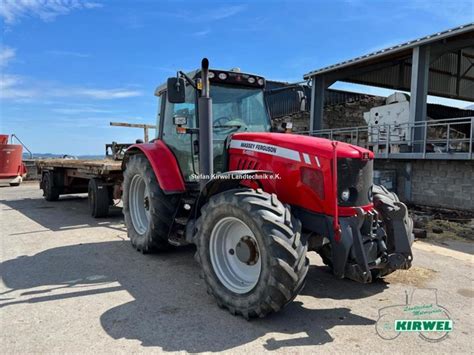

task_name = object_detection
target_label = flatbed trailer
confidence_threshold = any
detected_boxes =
[36,158,123,217]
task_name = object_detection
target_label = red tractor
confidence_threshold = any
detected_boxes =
[122,59,413,318]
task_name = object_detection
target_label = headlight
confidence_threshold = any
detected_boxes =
[208,71,215,79]
[248,77,255,84]
[218,72,227,80]
[341,188,350,202]
[257,78,264,85]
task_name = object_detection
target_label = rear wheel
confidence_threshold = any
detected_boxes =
[123,154,179,252]
[9,182,20,187]
[42,171,59,201]
[195,188,308,318]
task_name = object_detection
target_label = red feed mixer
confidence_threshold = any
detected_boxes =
[121,59,414,318]
[0,134,27,187]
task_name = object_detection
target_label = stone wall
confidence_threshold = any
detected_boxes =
[271,95,385,132]
[324,96,385,129]
[375,159,474,211]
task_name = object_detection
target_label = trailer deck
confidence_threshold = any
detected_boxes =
[36,158,124,218]
[36,159,122,178]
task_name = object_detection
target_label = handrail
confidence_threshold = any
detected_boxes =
[11,134,33,159]
[299,117,473,160]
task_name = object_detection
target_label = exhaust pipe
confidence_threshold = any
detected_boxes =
[198,58,213,189]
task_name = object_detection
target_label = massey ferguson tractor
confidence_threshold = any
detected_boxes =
[122,59,414,318]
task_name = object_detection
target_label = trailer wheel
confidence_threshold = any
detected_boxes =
[123,154,179,252]
[42,172,59,201]
[9,182,20,187]
[195,188,309,319]
[88,179,110,218]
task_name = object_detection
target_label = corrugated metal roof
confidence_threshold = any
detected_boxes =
[303,23,474,102]
[304,23,474,78]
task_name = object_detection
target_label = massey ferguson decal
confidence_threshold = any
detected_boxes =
[229,139,301,162]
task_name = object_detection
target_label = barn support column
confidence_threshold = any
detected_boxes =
[409,45,430,152]
[310,75,326,132]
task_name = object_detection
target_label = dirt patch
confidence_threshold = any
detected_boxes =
[457,288,474,298]
[384,266,438,287]
[410,205,474,242]
[425,219,474,241]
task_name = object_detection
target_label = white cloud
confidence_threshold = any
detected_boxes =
[0,74,38,98]
[69,88,142,99]
[206,5,246,21]
[156,4,246,22]
[0,74,142,100]
[192,29,211,37]
[52,107,114,114]
[0,0,102,24]
[46,50,90,58]
[402,0,474,25]
[0,46,16,67]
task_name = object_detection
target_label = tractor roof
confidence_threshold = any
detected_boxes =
[154,68,265,96]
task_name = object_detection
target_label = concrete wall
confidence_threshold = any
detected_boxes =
[375,159,474,211]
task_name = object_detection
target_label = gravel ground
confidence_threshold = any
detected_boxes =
[1,182,473,354]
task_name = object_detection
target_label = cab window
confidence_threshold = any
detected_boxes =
[162,86,197,180]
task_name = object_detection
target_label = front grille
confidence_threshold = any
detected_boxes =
[337,158,373,207]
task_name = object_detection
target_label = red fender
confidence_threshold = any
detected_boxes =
[125,140,186,193]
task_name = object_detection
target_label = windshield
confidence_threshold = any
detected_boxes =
[210,84,270,134]
[210,84,270,172]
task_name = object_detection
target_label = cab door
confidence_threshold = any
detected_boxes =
[161,86,198,181]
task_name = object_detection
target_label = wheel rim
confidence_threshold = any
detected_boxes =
[210,217,261,294]
[129,174,150,235]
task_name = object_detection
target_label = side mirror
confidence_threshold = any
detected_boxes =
[167,77,186,103]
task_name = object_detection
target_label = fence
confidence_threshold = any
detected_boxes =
[300,117,474,160]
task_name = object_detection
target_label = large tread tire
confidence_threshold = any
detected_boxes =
[373,184,400,203]
[42,172,59,201]
[372,184,414,279]
[123,154,179,252]
[317,185,413,280]
[195,188,309,319]
[88,179,110,218]
[373,184,413,241]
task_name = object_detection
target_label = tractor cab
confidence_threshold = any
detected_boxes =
[155,68,271,180]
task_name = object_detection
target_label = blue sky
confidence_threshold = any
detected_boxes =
[1,0,473,155]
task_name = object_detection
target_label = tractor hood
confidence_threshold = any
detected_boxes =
[230,132,374,160]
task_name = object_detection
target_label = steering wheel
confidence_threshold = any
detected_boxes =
[213,116,233,126]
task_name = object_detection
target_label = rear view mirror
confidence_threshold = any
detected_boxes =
[167,77,186,103]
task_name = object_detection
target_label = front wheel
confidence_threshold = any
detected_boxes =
[195,188,309,319]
